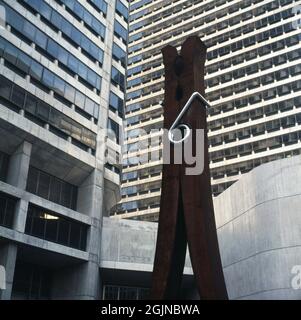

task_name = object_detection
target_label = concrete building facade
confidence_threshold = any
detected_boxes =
[215,154,301,299]
[115,0,301,221]
[0,0,128,299]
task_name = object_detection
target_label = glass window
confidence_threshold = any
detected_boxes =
[0,192,16,228]
[64,84,76,103]
[67,55,78,73]
[23,20,36,39]
[116,0,129,21]
[0,76,12,100]
[26,166,78,210]
[35,30,48,50]
[11,85,26,108]
[109,91,124,117]
[42,69,54,90]
[25,205,87,251]
[47,39,59,58]
[114,20,128,44]
[36,101,50,121]
[16,52,31,74]
[4,43,18,65]
[108,118,120,143]
[50,10,62,29]
[112,43,126,67]
[111,67,125,91]
[30,61,43,81]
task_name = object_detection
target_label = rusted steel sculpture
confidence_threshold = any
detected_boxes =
[151,36,228,300]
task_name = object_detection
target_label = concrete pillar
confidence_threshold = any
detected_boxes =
[7,141,32,190]
[77,169,104,218]
[51,169,104,299]
[6,141,32,233]
[0,243,18,300]
[13,199,29,233]
[51,260,100,300]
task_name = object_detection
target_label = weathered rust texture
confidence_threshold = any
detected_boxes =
[151,36,228,300]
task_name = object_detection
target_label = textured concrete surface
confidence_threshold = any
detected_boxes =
[101,218,193,274]
[215,155,301,299]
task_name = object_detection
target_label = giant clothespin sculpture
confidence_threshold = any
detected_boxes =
[151,36,228,300]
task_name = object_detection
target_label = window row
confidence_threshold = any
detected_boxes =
[207,78,301,103]
[128,7,295,71]
[207,50,301,88]
[122,180,161,197]
[211,65,300,99]
[211,148,301,195]
[119,196,160,213]
[25,204,87,251]
[0,37,100,119]
[210,113,301,148]
[127,21,297,81]
[128,1,293,56]
[122,107,301,156]
[3,2,103,91]
[0,75,96,150]
[126,108,162,126]
[14,0,104,63]
[103,285,149,300]
[127,68,301,104]
[129,0,229,32]
[206,36,301,75]
[56,0,106,39]
[26,166,78,210]
[209,94,301,123]
[130,0,152,12]
[205,7,295,49]
[122,165,162,182]
[88,0,108,15]
[127,43,300,93]
[2,5,102,90]
[126,96,162,114]
[207,21,296,61]
[210,130,301,163]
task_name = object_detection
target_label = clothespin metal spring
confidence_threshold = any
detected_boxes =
[168,92,211,144]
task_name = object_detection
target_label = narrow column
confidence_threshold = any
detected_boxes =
[7,141,32,190]
[7,141,32,232]
[0,243,18,300]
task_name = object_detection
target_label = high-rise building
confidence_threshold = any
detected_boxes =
[0,0,128,299]
[115,0,301,221]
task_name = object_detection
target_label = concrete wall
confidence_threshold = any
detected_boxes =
[101,218,193,274]
[103,155,301,300]
[214,155,301,299]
